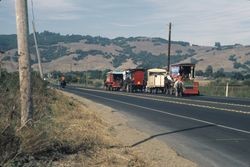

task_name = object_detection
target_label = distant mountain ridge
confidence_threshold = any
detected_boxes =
[0,31,250,75]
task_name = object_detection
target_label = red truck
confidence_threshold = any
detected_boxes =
[170,63,199,95]
[123,69,146,92]
[104,71,123,91]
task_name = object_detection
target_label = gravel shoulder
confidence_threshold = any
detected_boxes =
[62,91,197,167]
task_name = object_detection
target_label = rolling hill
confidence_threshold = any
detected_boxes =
[0,31,250,74]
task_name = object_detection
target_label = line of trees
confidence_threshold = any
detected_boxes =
[195,65,250,80]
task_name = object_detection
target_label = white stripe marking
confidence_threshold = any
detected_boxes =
[78,90,250,135]
[79,88,250,115]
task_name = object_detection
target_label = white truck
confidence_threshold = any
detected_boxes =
[146,68,167,93]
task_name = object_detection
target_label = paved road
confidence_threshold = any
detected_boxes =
[64,86,250,167]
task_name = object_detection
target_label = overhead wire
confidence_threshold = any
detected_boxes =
[30,0,44,79]
[31,0,35,22]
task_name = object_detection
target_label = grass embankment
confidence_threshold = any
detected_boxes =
[0,72,146,166]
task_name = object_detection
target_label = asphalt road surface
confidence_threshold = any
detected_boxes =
[64,86,250,167]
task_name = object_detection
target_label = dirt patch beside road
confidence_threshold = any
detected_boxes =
[63,91,197,167]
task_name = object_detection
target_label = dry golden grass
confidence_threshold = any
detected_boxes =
[1,90,147,166]
[62,92,197,167]
[48,92,148,166]
[1,72,147,166]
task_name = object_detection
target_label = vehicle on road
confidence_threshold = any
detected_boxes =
[146,68,167,94]
[104,65,199,96]
[170,63,199,95]
[123,69,146,92]
[104,71,123,91]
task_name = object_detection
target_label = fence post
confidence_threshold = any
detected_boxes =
[225,82,229,97]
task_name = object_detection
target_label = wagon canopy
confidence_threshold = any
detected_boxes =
[147,68,167,73]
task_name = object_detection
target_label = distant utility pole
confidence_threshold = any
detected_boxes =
[85,71,88,87]
[0,51,4,78]
[167,22,172,72]
[15,0,33,127]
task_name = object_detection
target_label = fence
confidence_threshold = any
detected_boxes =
[199,85,250,98]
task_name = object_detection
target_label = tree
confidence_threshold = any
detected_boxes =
[175,50,182,55]
[187,49,196,55]
[215,42,221,50]
[195,70,204,76]
[245,74,250,79]
[190,58,198,64]
[231,72,244,80]
[229,54,236,62]
[213,68,225,78]
[205,65,213,77]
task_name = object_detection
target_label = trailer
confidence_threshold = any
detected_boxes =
[170,63,199,95]
[123,69,146,92]
[104,71,123,91]
[146,68,167,93]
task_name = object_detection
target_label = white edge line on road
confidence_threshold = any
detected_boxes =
[79,88,250,115]
[75,86,250,108]
[139,93,250,108]
[80,91,250,135]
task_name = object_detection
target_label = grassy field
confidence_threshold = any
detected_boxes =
[199,85,250,98]
[197,78,250,98]
[0,72,147,166]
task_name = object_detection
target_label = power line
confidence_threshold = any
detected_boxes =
[31,0,35,21]
[30,0,44,79]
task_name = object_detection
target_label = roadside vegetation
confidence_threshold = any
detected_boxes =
[196,66,250,98]
[0,71,147,166]
[199,79,250,98]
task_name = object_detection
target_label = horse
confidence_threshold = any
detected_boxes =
[174,80,184,97]
[164,75,174,95]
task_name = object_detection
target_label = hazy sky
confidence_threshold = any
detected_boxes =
[1,0,250,46]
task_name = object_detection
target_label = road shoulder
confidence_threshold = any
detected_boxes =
[62,91,197,167]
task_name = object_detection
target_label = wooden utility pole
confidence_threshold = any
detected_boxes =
[167,22,172,72]
[0,51,4,78]
[15,0,33,127]
[0,61,1,78]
